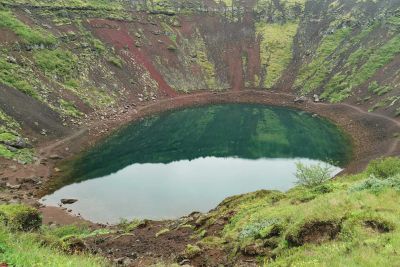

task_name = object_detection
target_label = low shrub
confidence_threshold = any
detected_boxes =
[349,173,400,194]
[294,162,333,188]
[0,204,41,231]
[366,157,400,179]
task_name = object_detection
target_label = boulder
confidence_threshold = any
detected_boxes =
[294,96,307,103]
[60,198,78,204]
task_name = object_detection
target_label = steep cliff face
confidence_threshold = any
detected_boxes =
[0,0,399,161]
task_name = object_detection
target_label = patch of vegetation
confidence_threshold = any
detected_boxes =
[34,49,78,82]
[323,35,400,102]
[107,55,123,68]
[0,110,34,163]
[366,157,400,179]
[0,204,109,266]
[254,0,305,22]
[295,27,352,94]
[194,157,400,265]
[0,0,124,10]
[294,162,334,187]
[155,228,170,237]
[0,204,41,231]
[0,9,56,45]
[194,36,225,90]
[256,21,298,88]
[117,218,144,233]
[184,244,202,258]
[368,81,392,96]
[59,99,83,118]
[0,57,39,99]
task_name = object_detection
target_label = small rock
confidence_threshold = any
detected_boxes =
[60,198,78,204]
[179,259,190,265]
[294,96,307,103]
[113,257,133,266]
[313,94,320,102]
[49,154,63,160]
[6,183,21,190]
[6,56,17,64]
[54,168,61,172]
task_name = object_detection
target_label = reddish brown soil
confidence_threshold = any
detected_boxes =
[88,19,178,97]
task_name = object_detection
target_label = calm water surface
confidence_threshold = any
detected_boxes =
[41,104,352,223]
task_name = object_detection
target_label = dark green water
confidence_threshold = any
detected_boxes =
[41,104,352,223]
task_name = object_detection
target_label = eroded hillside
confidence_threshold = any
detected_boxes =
[0,0,399,160]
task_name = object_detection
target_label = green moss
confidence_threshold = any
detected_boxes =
[256,21,299,88]
[0,9,56,45]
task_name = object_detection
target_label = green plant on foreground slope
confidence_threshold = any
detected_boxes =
[0,205,108,267]
[212,157,400,266]
[294,162,333,187]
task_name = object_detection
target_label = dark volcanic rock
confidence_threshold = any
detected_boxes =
[61,198,78,204]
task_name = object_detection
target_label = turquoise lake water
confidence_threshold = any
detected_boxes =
[41,104,352,223]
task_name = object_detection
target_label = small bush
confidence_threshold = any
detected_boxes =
[294,162,333,188]
[239,218,280,240]
[0,204,41,231]
[366,157,400,179]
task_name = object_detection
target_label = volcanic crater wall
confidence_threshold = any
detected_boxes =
[0,0,399,162]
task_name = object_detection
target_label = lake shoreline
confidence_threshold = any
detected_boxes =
[0,89,399,226]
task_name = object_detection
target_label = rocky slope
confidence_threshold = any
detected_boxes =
[0,0,399,161]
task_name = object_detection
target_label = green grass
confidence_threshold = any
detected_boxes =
[294,27,351,94]
[107,55,123,68]
[0,9,56,45]
[0,204,108,266]
[0,226,107,267]
[193,157,400,265]
[0,57,39,99]
[34,49,78,82]
[59,99,83,118]
[0,0,123,10]
[368,81,392,96]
